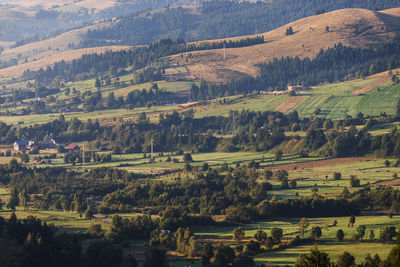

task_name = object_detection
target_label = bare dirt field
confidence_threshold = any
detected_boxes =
[275,95,307,113]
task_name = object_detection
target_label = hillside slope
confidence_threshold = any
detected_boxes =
[0,22,114,64]
[0,46,131,77]
[177,8,400,82]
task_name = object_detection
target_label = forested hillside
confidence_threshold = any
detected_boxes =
[0,0,198,43]
[83,0,400,47]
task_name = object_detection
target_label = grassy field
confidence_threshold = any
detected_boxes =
[0,105,179,125]
[0,208,110,233]
[255,241,393,266]
[292,79,400,119]
[23,151,278,173]
[195,94,288,118]
[194,215,399,265]
[192,77,400,119]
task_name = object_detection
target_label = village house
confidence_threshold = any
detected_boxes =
[14,140,29,151]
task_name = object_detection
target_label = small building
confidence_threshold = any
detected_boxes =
[14,140,29,151]
[287,85,311,92]
[65,144,80,152]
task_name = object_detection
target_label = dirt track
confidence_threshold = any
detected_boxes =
[351,76,391,95]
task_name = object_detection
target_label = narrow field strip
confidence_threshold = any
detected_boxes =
[275,95,307,113]
[263,157,369,170]
[352,76,391,95]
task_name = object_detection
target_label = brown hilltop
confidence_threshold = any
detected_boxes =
[176,8,400,82]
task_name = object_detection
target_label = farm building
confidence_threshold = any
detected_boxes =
[65,144,80,152]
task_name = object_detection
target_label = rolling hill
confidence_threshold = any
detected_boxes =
[175,8,400,82]
[3,7,400,83]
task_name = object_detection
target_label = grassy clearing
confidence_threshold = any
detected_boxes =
[267,158,400,198]
[0,208,110,233]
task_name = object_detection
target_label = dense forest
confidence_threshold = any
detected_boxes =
[83,0,400,47]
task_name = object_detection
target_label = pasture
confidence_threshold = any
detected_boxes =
[194,215,399,266]
[194,76,400,120]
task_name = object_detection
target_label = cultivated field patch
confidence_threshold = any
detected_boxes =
[275,95,308,113]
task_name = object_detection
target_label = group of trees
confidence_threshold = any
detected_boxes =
[83,87,180,112]
[0,212,169,267]
[304,122,400,158]
[0,161,145,212]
